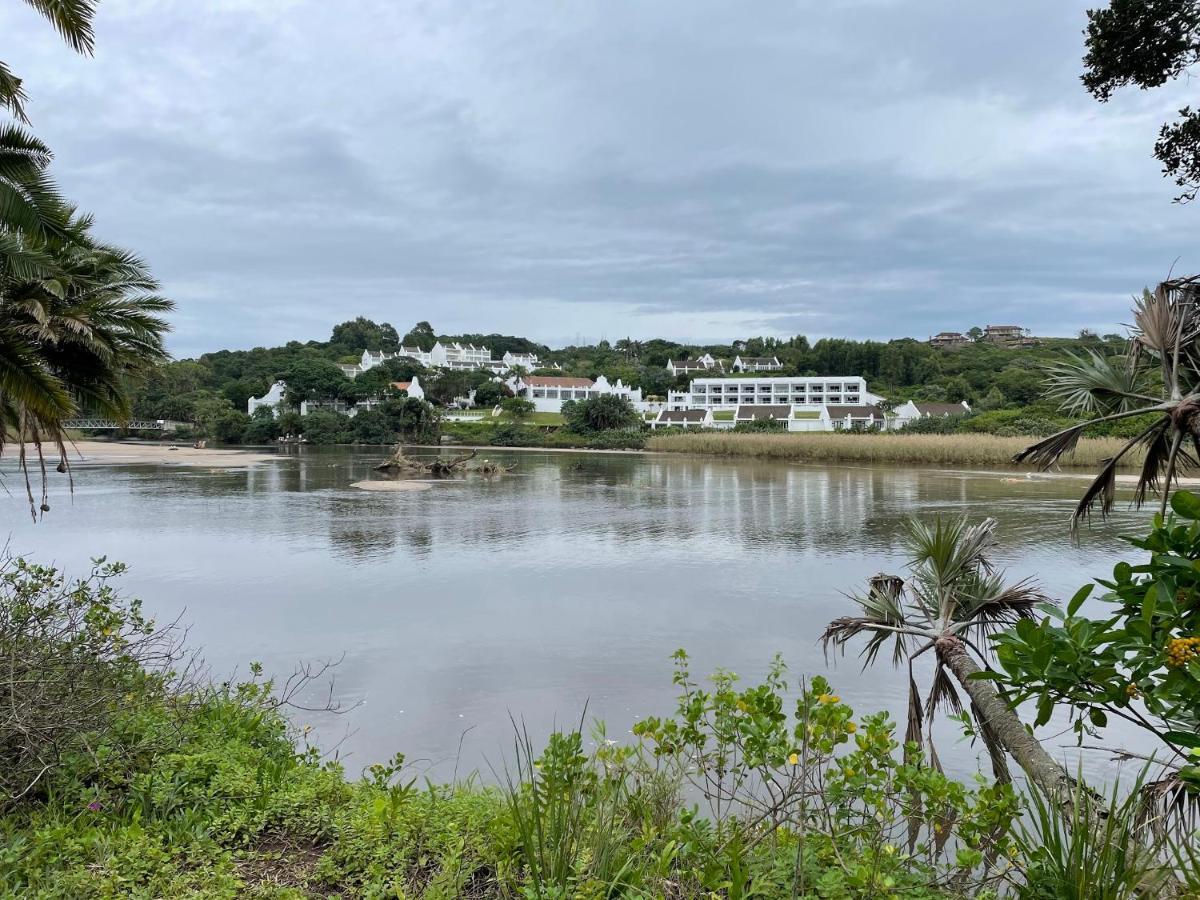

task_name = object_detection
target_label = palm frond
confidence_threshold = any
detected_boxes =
[21,0,97,55]
[0,61,29,123]
[1042,350,1157,415]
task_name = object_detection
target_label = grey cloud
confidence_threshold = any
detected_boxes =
[0,0,1196,356]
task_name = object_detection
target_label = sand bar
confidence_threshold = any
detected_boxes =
[350,479,434,492]
[62,440,280,468]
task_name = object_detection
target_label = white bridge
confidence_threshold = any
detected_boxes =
[63,418,182,432]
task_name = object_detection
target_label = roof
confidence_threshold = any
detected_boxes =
[657,409,709,423]
[669,359,709,368]
[915,402,969,417]
[827,404,883,419]
[985,324,1022,330]
[735,404,791,420]
[738,357,780,364]
[391,381,412,391]
[931,331,966,338]
[523,375,595,388]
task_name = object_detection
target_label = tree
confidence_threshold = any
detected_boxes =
[278,359,348,406]
[401,320,436,351]
[822,517,1084,809]
[501,397,535,421]
[1015,280,1199,524]
[563,394,640,433]
[243,407,280,444]
[383,397,439,443]
[1082,0,1200,200]
[350,408,394,444]
[328,317,399,354]
[211,410,250,443]
[991,491,1200,818]
[299,409,353,445]
[967,326,983,341]
[472,381,511,408]
[1,0,97,122]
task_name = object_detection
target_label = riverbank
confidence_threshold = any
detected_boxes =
[646,430,1137,468]
[62,440,280,467]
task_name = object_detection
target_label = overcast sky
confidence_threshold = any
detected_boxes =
[2,0,1196,357]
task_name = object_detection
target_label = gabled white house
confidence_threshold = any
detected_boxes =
[389,375,425,400]
[826,404,887,431]
[650,408,713,429]
[247,381,288,417]
[732,355,783,372]
[892,400,971,428]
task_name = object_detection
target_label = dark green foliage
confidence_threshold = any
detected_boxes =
[328,317,399,355]
[298,409,353,445]
[278,359,350,406]
[1082,0,1200,199]
[500,397,535,420]
[562,394,641,433]
[211,410,250,444]
[732,417,787,432]
[400,320,436,351]
[472,380,511,408]
[350,408,393,445]
[242,408,280,444]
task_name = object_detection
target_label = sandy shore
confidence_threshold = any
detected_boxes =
[62,440,280,468]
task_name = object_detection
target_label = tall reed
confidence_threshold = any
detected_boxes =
[646,431,1142,468]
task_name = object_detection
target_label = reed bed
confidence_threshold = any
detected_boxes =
[646,430,1141,468]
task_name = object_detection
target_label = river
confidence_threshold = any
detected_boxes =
[1,445,1151,784]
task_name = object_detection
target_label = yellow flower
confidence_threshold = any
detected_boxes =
[846,722,857,733]
[1167,636,1200,668]
[817,693,840,705]
[788,752,799,766]
[1125,682,1140,699]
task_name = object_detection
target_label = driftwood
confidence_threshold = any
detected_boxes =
[468,458,517,476]
[374,447,478,478]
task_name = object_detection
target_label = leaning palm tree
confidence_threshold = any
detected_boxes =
[1014,277,1200,525]
[2,0,98,121]
[0,212,172,517]
[823,516,1083,807]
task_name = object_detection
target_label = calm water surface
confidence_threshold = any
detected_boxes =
[1,446,1151,783]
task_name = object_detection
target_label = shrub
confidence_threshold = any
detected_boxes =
[299,409,354,445]
[732,417,786,433]
[562,395,640,433]
[500,397,535,421]
[0,555,180,808]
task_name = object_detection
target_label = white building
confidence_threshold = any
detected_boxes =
[651,409,713,429]
[389,375,425,400]
[826,404,888,430]
[430,341,497,370]
[892,400,971,428]
[247,381,287,417]
[668,376,880,411]
[512,375,601,413]
[502,350,540,370]
[666,353,723,377]
[732,355,783,372]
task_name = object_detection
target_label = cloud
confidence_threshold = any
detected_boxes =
[1,0,1196,355]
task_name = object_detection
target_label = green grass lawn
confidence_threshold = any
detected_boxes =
[792,411,820,419]
[712,410,735,421]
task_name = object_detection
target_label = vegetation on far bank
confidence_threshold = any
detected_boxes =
[645,430,1140,468]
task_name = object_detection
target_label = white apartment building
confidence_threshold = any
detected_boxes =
[668,376,880,411]
[502,350,540,370]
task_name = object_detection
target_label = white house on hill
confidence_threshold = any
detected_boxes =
[247,381,287,417]
[389,375,425,400]
[732,355,782,372]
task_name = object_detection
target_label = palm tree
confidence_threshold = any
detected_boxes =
[1,184,172,516]
[822,517,1083,807]
[1014,277,1200,525]
[2,0,97,122]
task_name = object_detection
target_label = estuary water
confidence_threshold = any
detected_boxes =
[1,445,1150,783]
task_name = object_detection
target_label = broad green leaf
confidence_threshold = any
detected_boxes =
[1171,490,1200,520]
[1067,584,1093,617]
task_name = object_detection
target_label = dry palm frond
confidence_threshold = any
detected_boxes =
[822,573,913,667]
[1137,773,1200,838]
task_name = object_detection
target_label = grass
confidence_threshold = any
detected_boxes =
[712,410,735,421]
[646,430,1142,468]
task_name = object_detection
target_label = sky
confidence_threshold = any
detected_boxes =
[2,0,1197,357]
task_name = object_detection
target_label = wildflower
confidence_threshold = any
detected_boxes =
[788,752,799,766]
[846,722,857,733]
[87,801,103,812]
[1166,636,1200,668]
[817,693,840,705]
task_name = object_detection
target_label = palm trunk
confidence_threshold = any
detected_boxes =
[935,635,1078,808]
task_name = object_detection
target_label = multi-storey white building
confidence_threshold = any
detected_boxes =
[508,373,654,414]
[668,376,880,411]
[502,350,540,370]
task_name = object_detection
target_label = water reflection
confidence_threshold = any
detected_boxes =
[1,447,1147,784]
